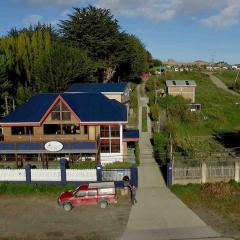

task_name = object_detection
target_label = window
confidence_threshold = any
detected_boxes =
[111,139,120,153]
[11,126,34,135]
[51,101,71,121]
[51,112,61,120]
[84,126,88,135]
[87,190,97,196]
[43,124,61,135]
[12,127,25,135]
[62,112,71,121]
[100,139,110,153]
[75,191,86,197]
[100,125,121,153]
[100,126,109,138]
[62,124,80,134]
[111,126,120,137]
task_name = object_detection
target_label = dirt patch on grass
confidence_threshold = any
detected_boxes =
[190,206,240,240]
[171,183,240,240]
[0,194,131,240]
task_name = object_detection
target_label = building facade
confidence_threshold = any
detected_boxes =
[166,80,197,103]
[0,92,138,167]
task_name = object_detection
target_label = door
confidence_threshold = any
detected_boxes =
[73,190,87,206]
[87,190,98,205]
[88,126,96,141]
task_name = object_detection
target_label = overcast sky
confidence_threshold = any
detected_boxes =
[1,0,240,64]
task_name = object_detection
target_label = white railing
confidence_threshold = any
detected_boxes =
[102,169,131,181]
[66,169,97,181]
[173,167,201,179]
[0,169,26,181]
[31,169,61,181]
[207,166,235,178]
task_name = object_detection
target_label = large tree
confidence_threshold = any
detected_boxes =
[35,42,95,92]
[115,33,148,82]
[59,6,121,82]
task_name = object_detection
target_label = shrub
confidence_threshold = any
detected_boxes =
[150,104,160,121]
[153,132,169,159]
[104,162,132,169]
[0,183,74,195]
[70,161,97,169]
[201,182,232,198]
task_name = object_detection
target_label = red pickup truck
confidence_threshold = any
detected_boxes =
[58,182,117,211]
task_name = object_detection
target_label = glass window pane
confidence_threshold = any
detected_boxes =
[75,191,86,197]
[61,103,69,111]
[111,126,120,137]
[111,139,120,153]
[100,139,110,153]
[52,102,60,111]
[88,190,97,196]
[100,126,109,138]
[11,127,25,135]
[26,126,34,135]
[84,126,88,135]
[62,112,71,121]
[43,124,61,134]
[51,112,61,120]
[62,124,79,134]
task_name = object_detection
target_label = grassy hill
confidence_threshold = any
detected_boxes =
[146,71,240,155]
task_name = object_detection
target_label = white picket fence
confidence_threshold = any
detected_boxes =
[0,169,26,181]
[173,167,201,179]
[66,169,97,181]
[207,166,235,178]
[31,169,61,181]
[0,168,97,182]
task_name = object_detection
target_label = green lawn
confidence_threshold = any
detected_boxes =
[215,70,238,89]
[142,106,148,132]
[0,183,75,196]
[171,182,240,238]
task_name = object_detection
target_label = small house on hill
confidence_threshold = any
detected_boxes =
[165,80,197,103]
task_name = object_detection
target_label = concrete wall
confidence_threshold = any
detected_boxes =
[167,86,195,103]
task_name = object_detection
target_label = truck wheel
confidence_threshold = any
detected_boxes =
[99,200,108,209]
[63,202,72,211]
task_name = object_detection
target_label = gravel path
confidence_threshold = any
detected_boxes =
[205,72,239,96]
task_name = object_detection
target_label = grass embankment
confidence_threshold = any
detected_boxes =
[0,183,74,196]
[142,106,148,132]
[171,182,240,238]
[128,83,139,127]
[215,70,239,90]
[146,71,240,156]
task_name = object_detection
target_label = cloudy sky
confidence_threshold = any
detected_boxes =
[1,0,240,63]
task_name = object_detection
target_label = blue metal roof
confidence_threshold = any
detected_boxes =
[66,83,128,93]
[123,129,139,140]
[62,93,127,122]
[0,94,58,123]
[0,93,127,124]
[0,141,97,154]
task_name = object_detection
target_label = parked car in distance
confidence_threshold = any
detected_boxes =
[58,182,117,211]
